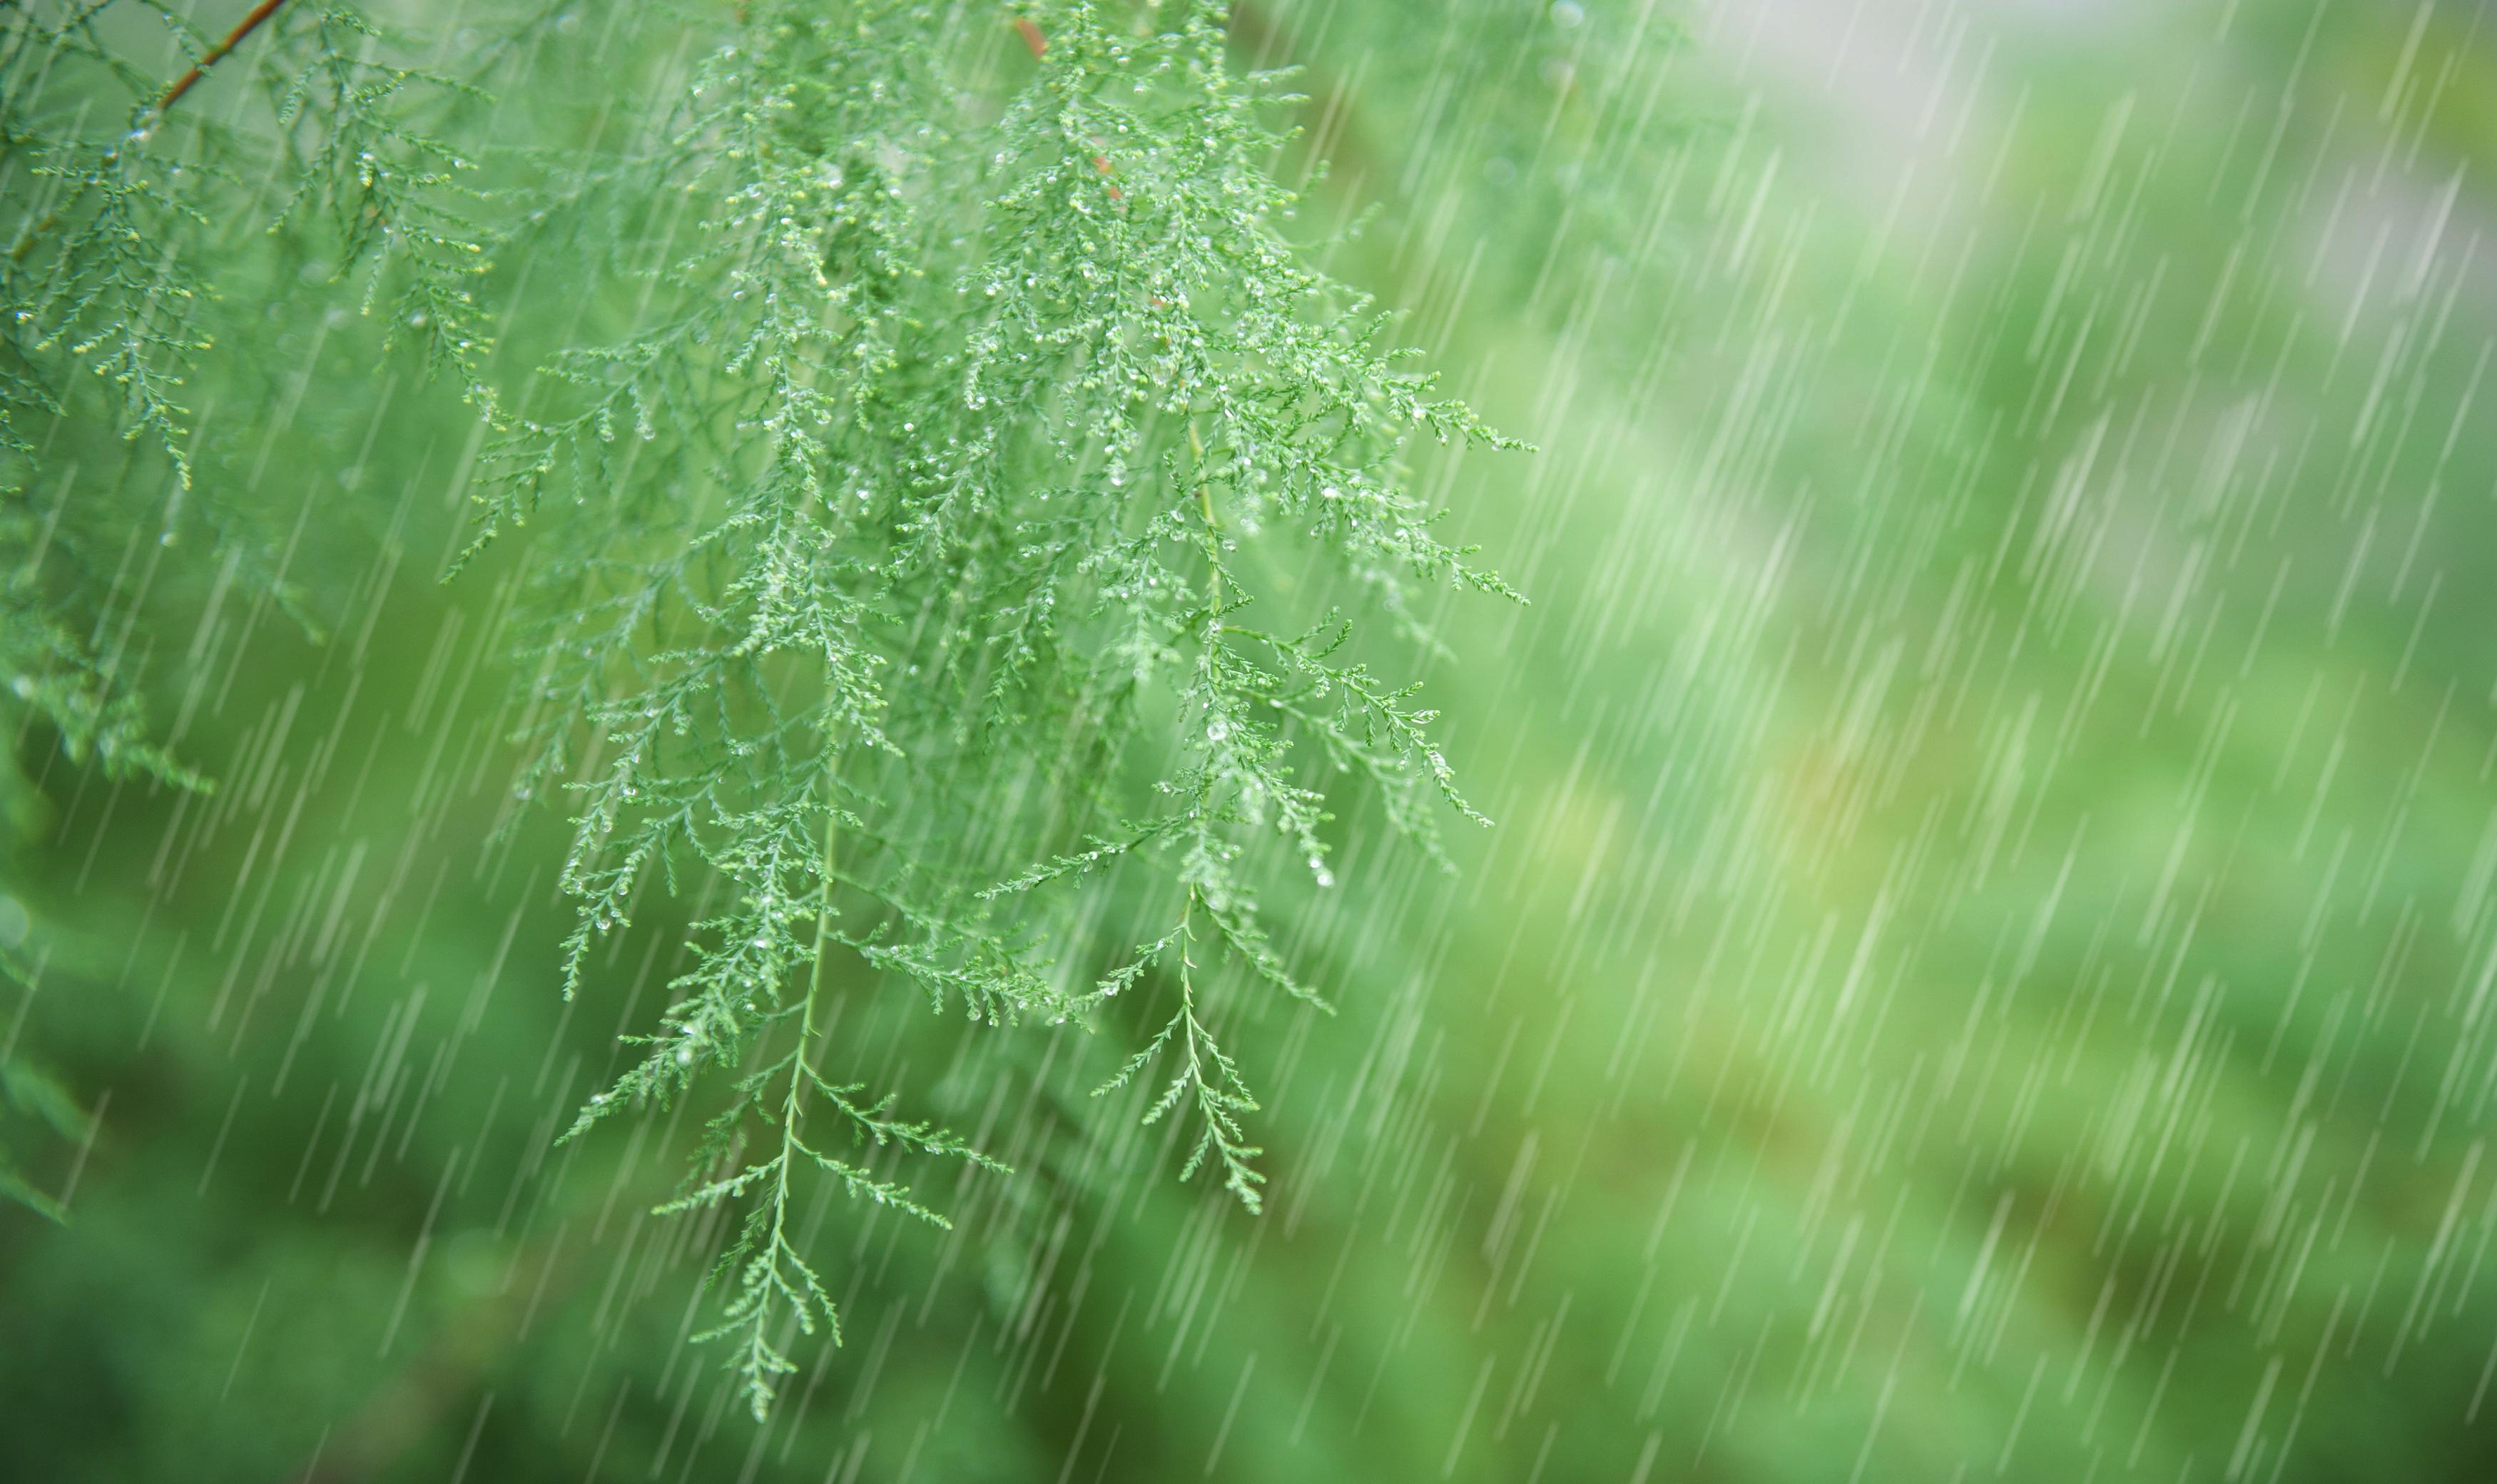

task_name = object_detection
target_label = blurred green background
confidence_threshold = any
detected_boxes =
[9,0,2497,1479]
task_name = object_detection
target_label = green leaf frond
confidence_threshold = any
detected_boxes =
[0,0,1517,1416]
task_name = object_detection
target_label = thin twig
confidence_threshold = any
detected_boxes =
[158,0,295,115]
[8,0,295,266]
[789,753,844,1139]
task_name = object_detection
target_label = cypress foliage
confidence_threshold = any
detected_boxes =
[2,0,1515,1418]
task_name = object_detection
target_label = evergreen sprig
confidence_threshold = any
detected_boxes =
[473,0,1517,1412]
[0,0,489,1214]
[0,1,1519,1420]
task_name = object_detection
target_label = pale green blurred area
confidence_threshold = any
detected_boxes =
[8,1,2497,1480]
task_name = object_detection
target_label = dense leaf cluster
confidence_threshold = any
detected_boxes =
[1,0,1514,1419]
[1,0,492,1236]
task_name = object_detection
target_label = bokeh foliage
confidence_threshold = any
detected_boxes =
[8,1,2497,1480]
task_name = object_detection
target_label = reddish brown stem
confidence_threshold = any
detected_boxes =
[1011,18,1124,203]
[157,0,294,115]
